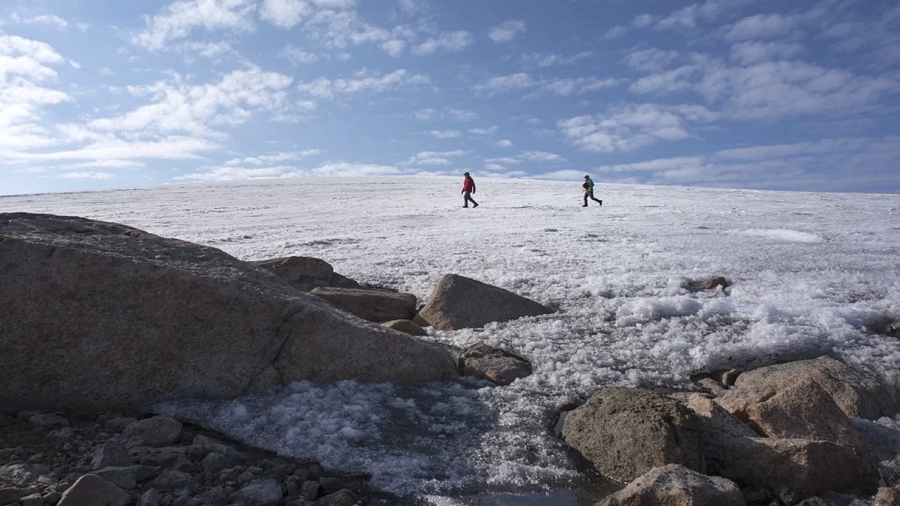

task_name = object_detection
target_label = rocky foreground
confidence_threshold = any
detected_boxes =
[5,213,900,506]
[0,409,408,506]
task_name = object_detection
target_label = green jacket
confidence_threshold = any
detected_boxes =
[583,178,594,190]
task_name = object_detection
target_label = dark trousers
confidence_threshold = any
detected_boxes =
[463,192,478,207]
[584,190,602,205]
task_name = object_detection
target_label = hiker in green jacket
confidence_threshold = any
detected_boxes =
[582,175,602,207]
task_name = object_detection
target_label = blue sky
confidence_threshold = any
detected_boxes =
[1,0,899,196]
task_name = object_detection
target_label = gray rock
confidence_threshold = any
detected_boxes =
[418,274,552,330]
[103,417,138,431]
[251,256,335,292]
[381,319,427,336]
[458,344,533,385]
[92,466,137,490]
[299,480,320,500]
[233,477,283,506]
[91,441,133,469]
[145,469,193,491]
[57,474,129,506]
[561,387,704,482]
[717,355,898,421]
[596,464,745,506]
[0,213,458,413]
[20,492,44,506]
[202,452,233,475]
[192,435,246,462]
[309,287,417,322]
[122,416,182,447]
[318,489,357,506]
[28,413,69,427]
[138,489,160,506]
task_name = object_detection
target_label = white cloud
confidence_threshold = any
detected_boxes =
[729,41,802,64]
[280,44,320,64]
[497,139,513,148]
[488,20,525,43]
[429,130,460,139]
[88,67,292,136]
[473,73,535,94]
[59,171,115,180]
[541,77,619,96]
[521,151,566,162]
[402,150,465,166]
[726,13,795,41]
[133,0,256,51]
[10,13,71,30]
[558,103,701,153]
[309,161,401,176]
[412,31,473,55]
[0,35,70,150]
[521,51,592,68]
[226,150,321,165]
[297,69,430,100]
[259,0,314,28]
[622,48,681,73]
[303,9,391,49]
[468,125,497,136]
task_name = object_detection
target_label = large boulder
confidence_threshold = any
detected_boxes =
[741,379,863,447]
[560,387,705,482]
[596,464,745,506]
[250,256,361,292]
[0,213,458,413]
[716,356,897,421]
[718,437,879,505]
[308,287,417,322]
[418,274,552,330]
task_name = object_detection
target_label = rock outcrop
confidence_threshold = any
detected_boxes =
[716,355,898,421]
[417,274,552,330]
[250,256,360,293]
[0,213,458,414]
[560,387,705,482]
[308,287,417,322]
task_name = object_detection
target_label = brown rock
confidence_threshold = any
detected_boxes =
[309,287,417,322]
[716,355,897,421]
[458,344,532,385]
[418,274,552,330]
[595,464,745,506]
[381,319,427,336]
[561,387,704,482]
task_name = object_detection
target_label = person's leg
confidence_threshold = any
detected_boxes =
[583,191,589,206]
[591,191,602,205]
[463,192,469,207]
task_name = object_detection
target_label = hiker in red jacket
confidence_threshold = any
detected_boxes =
[461,172,478,208]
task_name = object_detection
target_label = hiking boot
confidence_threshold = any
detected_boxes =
[582,204,588,207]
[463,205,468,208]
[599,200,603,206]
[473,203,478,208]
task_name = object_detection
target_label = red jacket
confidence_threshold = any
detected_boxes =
[462,177,475,193]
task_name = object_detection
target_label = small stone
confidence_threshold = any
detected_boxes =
[233,478,283,506]
[299,480,320,500]
[56,474,130,506]
[21,492,44,506]
[122,416,182,447]
[28,413,70,427]
[91,441,133,470]
[318,489,356,506]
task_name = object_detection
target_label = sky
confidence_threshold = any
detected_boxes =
[1,0,899,196]
[2,177,900,503]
